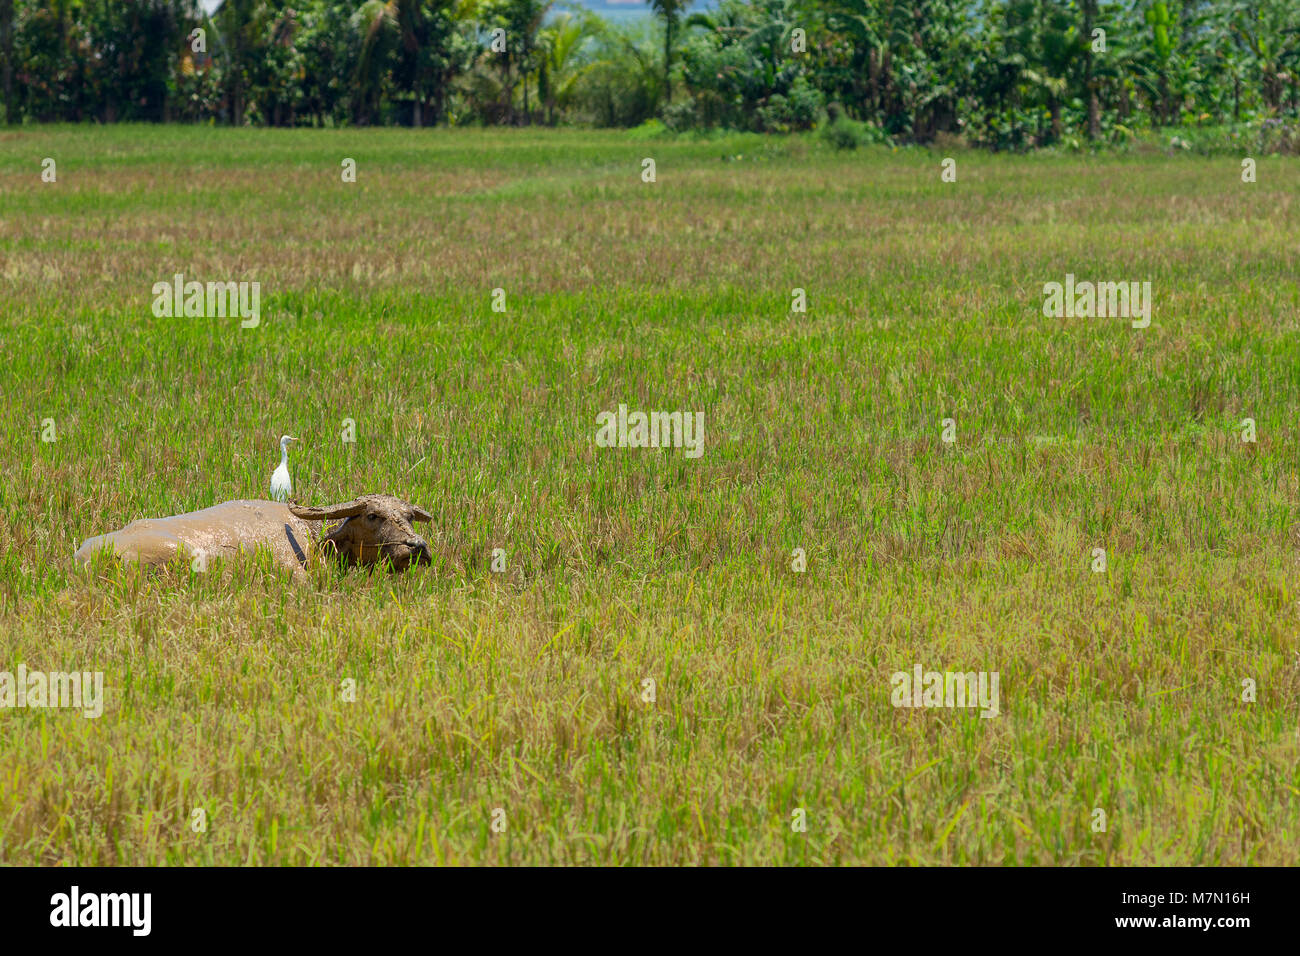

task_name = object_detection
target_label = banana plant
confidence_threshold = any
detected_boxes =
[1230,0,1300,113]
[1139,0,1174,122]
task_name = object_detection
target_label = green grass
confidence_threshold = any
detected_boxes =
[1,126,1299,865]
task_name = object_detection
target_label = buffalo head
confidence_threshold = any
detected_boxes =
[289,494,432,571]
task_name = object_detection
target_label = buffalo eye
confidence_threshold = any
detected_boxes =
[366,513,379,522]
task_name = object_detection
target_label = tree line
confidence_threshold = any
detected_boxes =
[1,0,1298,148]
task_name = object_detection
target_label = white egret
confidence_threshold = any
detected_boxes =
[270,435,299,501]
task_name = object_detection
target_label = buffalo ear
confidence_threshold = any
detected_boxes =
[410,506,433,523]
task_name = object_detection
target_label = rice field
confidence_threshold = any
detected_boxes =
[1,126,1298,864]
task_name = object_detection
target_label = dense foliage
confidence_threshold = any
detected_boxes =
[2,0,1299,147]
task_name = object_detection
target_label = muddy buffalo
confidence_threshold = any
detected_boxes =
[75,494,433,579]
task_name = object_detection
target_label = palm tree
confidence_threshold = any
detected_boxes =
[536,9,599,124]
[355,0,429,126]
[0,0,13,124]
[646,0,688,104]
[212,0,264,125]
[1082,0,1099,139]
[480,0,552,124]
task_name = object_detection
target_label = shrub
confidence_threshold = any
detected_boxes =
[628,118,667,140]
[661,99,699,133]
[820,116,881,150]
[757,77,824,133]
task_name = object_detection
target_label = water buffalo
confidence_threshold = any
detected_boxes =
[74,494,433,580]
